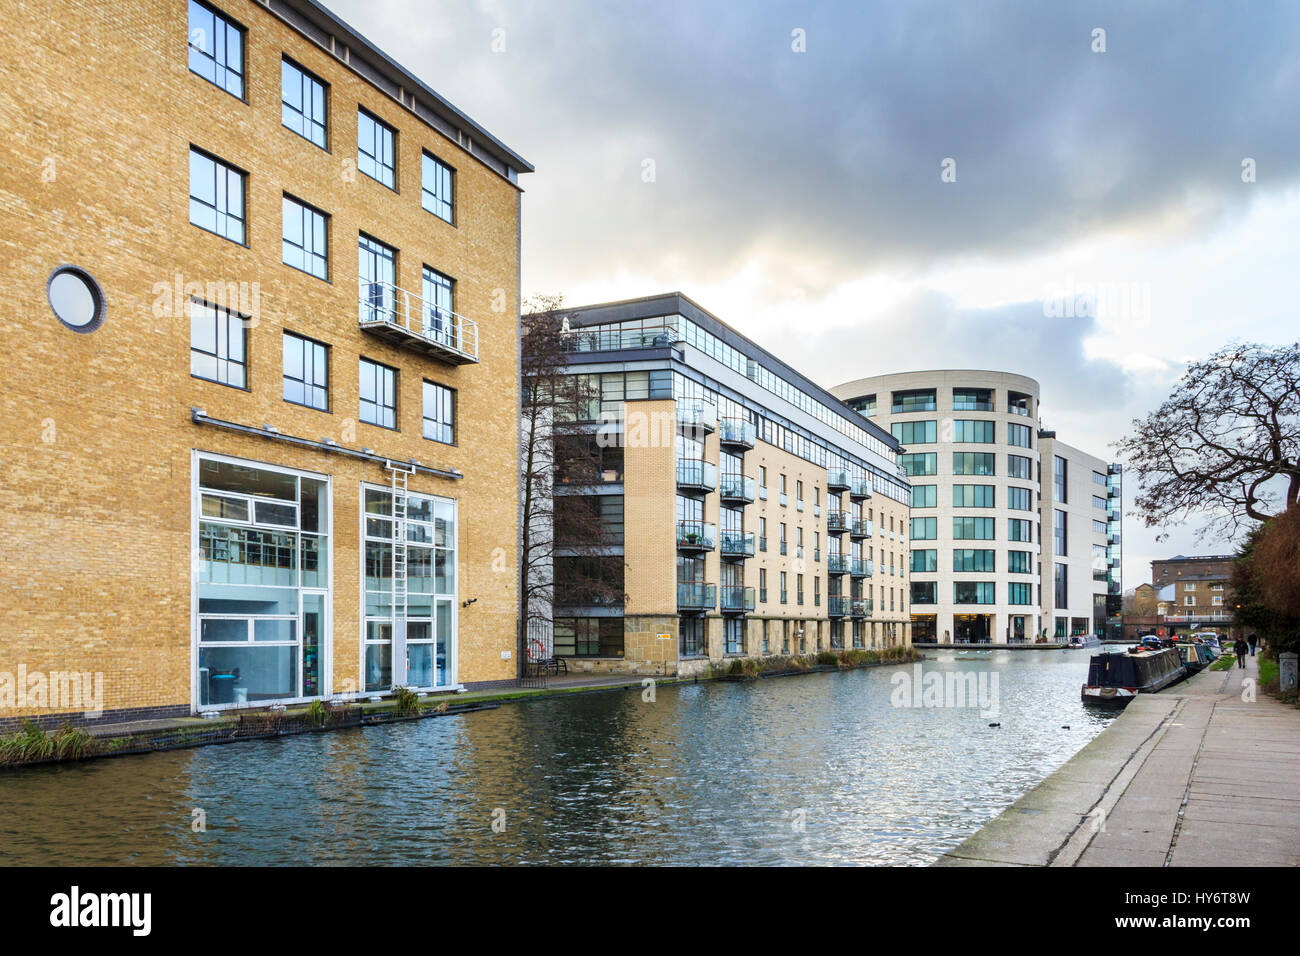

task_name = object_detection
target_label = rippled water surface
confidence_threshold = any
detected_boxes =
[0,651,1116,865]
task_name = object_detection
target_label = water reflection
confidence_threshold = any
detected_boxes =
[0,651,1111,865]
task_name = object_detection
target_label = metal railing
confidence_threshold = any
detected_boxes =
[720,586,756,612]
[676,520,717,551]
[828,554,848,574]
[827,469,850,491]
[358,279,478,361]
[677,582,717,610]
[718,418,756,448]
[720,531,756,558]
[828,596,850,616]
[826,510,849,532]
[676,458,717,492]
[562,325,678,353]
[719,473,756,503]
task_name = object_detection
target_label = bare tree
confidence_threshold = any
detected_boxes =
[1115,341,1300,540]
[518,296,624,673]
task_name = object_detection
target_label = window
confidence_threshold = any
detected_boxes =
[189,148,245,243]
[1093,519,1108,535]
[358,107,396,188]
[953,517,995,540]
[281,58,327,147]
[1008,423,1032,448]
[1008,582,1032,605]
[282,195,328,279]
[780,572,788,604]
[283,332,328,410]
[421,152,455,223]
[953,484,995,508]
[892,420,937,444]
[725,618,744,655]
[1002,456,1029,483]
[196,456,329,707]
[1092,470,1108,487]
[359,359,397,429]
[423,381,455,444]
[1093,495,1108,510]
[1054,509,1068,556]
[358,233,398,323]
[758,466,767,498]
[680,616,705,657]
[1008,391,1032,416]
[954,582,995,604]
[1053,456,1068,503]
[1008,486,1032,511]
[1008,550,1032,574]
[899,453,937,476]
[892,389,936,413]
[1008,518,1033,542]
[911,484,937,508]
[953,388,993,411]
[953,420,995,443]
[910,581,937,604]
[911,549,937,572]
[1054,564,1068,607]
[849,394,876,417]
[910,517,937,540]
[953,549,995,572]
[953,452,995,476]
[187,0,244,98]
[190,299,247,388]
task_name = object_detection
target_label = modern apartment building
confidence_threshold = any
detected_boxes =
[0,0,531,725]
[830,371,1121,643]
[539,293,913,676]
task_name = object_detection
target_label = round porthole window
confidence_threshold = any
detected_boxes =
[47,266,105,333]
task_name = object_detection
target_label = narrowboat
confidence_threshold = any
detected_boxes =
[1081,646,1187,703]
[1175,641,1211,675]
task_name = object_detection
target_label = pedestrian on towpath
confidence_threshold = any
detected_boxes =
[1234,636,1249,669]
[1248,632,1258,657]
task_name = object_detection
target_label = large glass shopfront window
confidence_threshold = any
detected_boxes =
[195,455,330,708]
[363,486,457,692]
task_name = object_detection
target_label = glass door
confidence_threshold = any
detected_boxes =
[301,591,326,699]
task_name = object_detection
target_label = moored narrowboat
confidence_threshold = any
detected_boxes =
[1081,646,1187,703]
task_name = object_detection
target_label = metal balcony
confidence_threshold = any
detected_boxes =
[849,558,868,577]
[358,280,478,364]
[719,473,756,504]
[676,459,717,493]
[720,531,756,559]
[718,418,756,449]
[851,599,872,617]
[676,400,717,434]
[827,554,849,574]
[676,520,716,552]
[850,518,869,539]
[827,469,850,492]
[720,586,756,613]
[678,582,717,611]
[826,510,849,533]
[849,477,872,500]
[828,596,850,617]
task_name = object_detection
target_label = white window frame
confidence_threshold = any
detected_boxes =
[191,450,333,713]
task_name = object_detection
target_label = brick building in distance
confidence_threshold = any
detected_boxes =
[0,0,531,726]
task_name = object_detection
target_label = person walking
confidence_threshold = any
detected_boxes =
[1248,632,1258,657]
[1234,635,1249,669]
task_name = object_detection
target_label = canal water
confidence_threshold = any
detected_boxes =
[0,650,1116,865]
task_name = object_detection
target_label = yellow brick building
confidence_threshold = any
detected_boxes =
[541,294,913,676]
[0,0,531,725]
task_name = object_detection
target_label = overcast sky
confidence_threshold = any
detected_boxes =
[329,0,1300,588]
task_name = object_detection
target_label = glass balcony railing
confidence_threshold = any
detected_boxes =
[677,582,716,610]
[827,469,850,492]
[828,554,849,574]
[676,400,717,434]
[849,478,872,499]
[676,458,717,492]
[719,473,756,503]
[826,510,849,532]
[849,558,868,577]
[851,599,872,617]
[720,531,756,558]
[676,521,717,551]
[828,596,850,617]
[720,586,756,613]
[562,325,678,353]
[850,518,870,538]
[718,418,756,449]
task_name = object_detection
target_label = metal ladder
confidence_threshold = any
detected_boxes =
[387,461,416,685]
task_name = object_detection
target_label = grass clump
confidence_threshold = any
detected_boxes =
[392,685,421,715]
